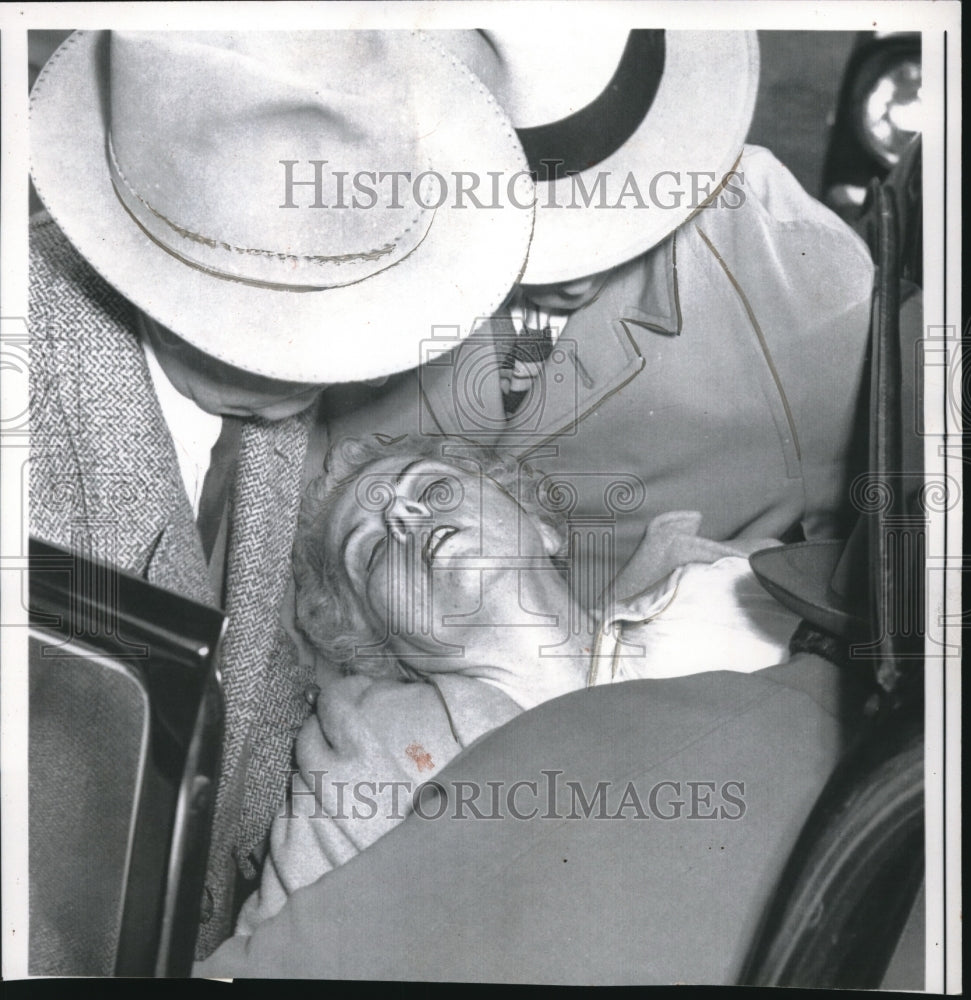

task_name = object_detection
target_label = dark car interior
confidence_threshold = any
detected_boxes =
[28,542,225,976]
[744,136,925,989]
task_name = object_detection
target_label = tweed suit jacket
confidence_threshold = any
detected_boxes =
[29,214,315,956]
[317,146,875,588]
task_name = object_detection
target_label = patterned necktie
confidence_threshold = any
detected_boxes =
[500,299,557,416]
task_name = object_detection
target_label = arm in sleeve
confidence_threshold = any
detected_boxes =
[714,145,876,540]
[235,673,465,933]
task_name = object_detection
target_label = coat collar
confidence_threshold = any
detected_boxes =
[603,228,681,337]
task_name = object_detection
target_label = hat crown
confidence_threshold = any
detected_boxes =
[441,29,760,284]
[30,29,536,382]
[481,27,633,127]
[108,31,433,288]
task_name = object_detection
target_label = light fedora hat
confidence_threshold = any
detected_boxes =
[441,29,759,285]
[30,31,535,383]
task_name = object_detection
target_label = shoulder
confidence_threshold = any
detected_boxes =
[685,145,874,324]
[31,211,95,298]
[732,145,868,247]
[733,145,858,229]
[300,674,464,781]
[30,212,144,399]
[702,144,872,270]
[30,211,136,337]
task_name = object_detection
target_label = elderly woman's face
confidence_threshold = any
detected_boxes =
[323,455,559,667]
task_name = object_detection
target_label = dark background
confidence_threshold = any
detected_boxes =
[748,30,857,195]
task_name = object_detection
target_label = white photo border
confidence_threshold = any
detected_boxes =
[1,2,962,989]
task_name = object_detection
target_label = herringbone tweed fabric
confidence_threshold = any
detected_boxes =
[29,214,213,602]
[202,411,315,953]
[30,214,314,958]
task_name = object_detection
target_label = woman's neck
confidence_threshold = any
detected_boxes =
[472,648,590,710]
[435,593,596,711]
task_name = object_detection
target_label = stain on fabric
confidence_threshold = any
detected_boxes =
[405,742,435,772]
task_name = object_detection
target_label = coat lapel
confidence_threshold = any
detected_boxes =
[217,411,309,770]
[201,406,314,947]
[417,323,508,444]
[617,229,682,337]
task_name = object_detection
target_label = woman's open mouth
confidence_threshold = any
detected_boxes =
[422,525,459,567]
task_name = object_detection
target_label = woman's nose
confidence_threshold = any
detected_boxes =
[385,495,430,543]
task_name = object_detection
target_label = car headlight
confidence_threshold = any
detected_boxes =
[854,52,922,168]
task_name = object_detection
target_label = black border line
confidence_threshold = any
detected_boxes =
[940,27,947,990]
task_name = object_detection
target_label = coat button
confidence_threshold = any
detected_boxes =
[304,683,321,709]
[199,886,214,925]
[191,775,211,812]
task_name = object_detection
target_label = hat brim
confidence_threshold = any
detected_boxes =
[750,539,869,639]
[521,31,760,285]
[30,31,535,383]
